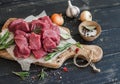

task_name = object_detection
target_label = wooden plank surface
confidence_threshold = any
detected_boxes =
[0,0,120,84]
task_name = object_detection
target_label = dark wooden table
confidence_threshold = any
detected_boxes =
[0,0,120,84]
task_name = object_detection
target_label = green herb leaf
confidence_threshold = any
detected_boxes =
[0,35,2,41]
[45,43,72,61]
[0,31,10,44]
[0,39,14,50]
[60,33,71,39]
[45,51,58,61]
[0,45,6,49]
[33,26,41,34]
[57,43,72,51]
[0,30,14,50]
[6,39,14,46]
[75,42,82,48]
[38,69,47,80]
[12,71,29,80]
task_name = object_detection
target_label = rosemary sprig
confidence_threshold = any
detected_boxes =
[45,43,72,61]
[38,69,47,80]
[33,26,42,34]
[75,42,82,48]
[0,31,10,44]
[0,39,14,49]
[12,71,29,80]
[60,33,71,39]
[0,35,1,40]
[45,51,58,61]
[57,43,72,51]
[0,30,14,50]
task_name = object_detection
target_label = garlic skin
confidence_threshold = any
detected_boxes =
[66,0,80,18]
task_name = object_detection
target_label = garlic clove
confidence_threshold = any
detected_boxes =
[66,0,80,18]
[71,6,80,17]
[66,7,72,18]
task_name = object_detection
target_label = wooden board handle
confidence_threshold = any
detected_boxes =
[35,44,103,68]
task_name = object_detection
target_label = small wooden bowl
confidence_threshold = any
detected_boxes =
[78,21,101,41]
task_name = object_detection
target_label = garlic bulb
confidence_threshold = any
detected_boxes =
[66,0,80,18]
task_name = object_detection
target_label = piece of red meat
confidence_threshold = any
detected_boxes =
[29,20,45,32]
[32,48,47,59]
[29,32,41,50]
[39,16,53,26]
[14,46,30,58]
[51,25,60,36]
[8,19,30,33]
[15,21,30,32]
[39,16,60,44]
[15,30,26,36]
[39,16,54,32]
[9,19,23,32]
[14,35,28,49]
[14,34,30,58]
[15,30,30,38]
[42,30,60,45]
[43,37,56,52]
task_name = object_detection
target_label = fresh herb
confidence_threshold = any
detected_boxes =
[33,26,41,34]
[0,31,14,50]
[0,39,14,49]
[0,35,1,40]
[45,43,72,61]
[0,31,10,44]
[60,33,71,39]
[38,69,47,80]
[57,43,72,51]
[45,51,58,61]
[75,42,82,48]
[12,71,29,80]
[6,39,14,46]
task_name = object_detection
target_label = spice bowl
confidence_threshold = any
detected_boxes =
[78,21,101,41]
